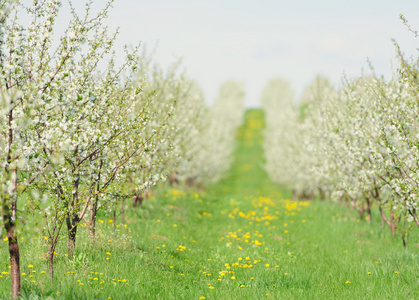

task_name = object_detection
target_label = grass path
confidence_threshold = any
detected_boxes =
[1,109,418,299]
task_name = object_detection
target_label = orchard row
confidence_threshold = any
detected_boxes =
[263,28,419,245]
[0,1,244,297]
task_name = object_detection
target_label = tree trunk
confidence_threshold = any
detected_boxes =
[66,216,77,259]
[66,170,80,258]
[49,244,54,282]
[3,106,21,298]
[8,234,20,299]
[121,198,125,225]
[89,197,98,239]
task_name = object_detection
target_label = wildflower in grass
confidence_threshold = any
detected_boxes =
[344,251,347,253]
[199,297,206,300]
[22,273,26,276]
[240,285,245,288]
[106,258,110,260]
[394,271,398,274]
[266,293,270,296]
[93,278,98,280]
[79,282,84,286]
[173,224,177,227]
[345,281,351,284]
[265,264,270,267]
[32,271,36,273]
[108,240,112,243]
[209,286,214,289]
[3,237,9,241]
[108,220,113,224]
[99,220,104,224]
[41,271,46,274]
[231,276,236,280]
[28,265,33,268]
[368,272,371,275]
[284,273,289,276]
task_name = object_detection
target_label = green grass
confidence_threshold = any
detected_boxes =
[1,109,418,299]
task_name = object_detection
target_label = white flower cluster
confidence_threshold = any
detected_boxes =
[176,80,245,185]
[263,57,419,241]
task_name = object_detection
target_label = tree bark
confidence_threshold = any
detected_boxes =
[66,216,78,259]
[49,244,54,282]
[8,234,20,299]
[89,197,98,239]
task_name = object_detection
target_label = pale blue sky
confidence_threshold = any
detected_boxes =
[69,1,419,106]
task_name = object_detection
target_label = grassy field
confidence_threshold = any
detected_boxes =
[1,109,418,299]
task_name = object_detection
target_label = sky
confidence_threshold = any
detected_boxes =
[64,1,419,106]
